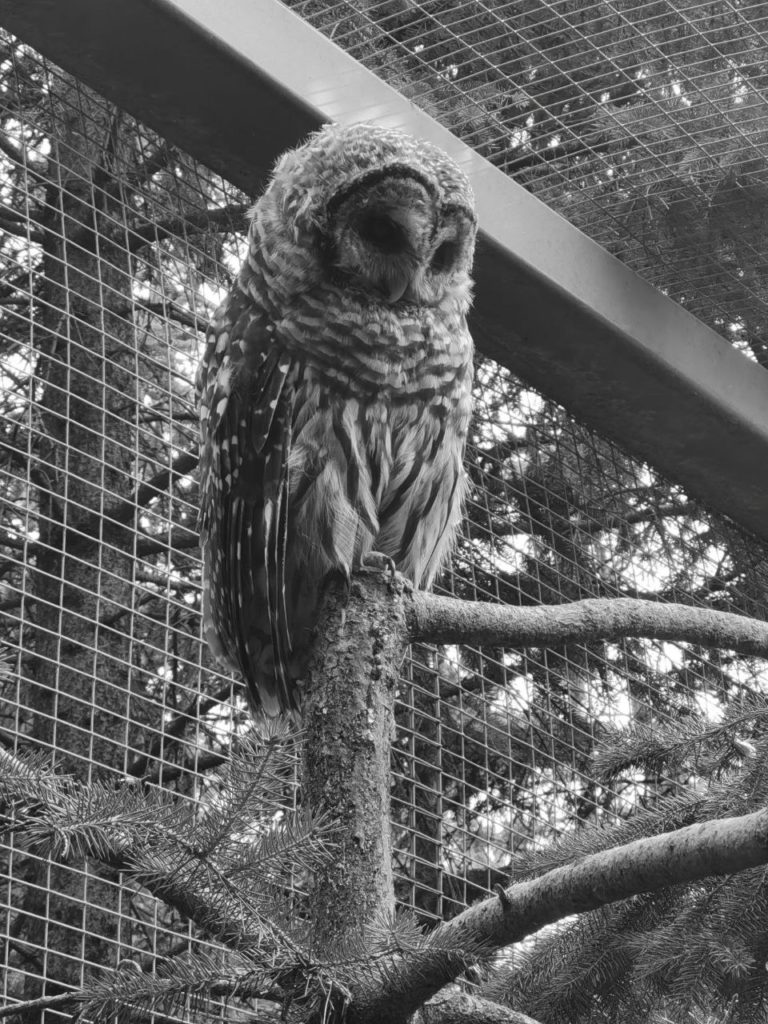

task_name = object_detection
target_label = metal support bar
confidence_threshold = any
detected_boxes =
[5,0,768,539]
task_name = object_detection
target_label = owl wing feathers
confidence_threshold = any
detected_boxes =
[198,292,298,714]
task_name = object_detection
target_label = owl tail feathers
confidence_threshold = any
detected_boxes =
[201,560,297,718]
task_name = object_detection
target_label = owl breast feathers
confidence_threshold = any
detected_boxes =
[197,122,476,715]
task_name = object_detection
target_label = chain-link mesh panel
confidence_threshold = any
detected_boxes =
[1,11,768,1016]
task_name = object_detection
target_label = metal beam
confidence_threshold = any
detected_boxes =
[4,0,768,540]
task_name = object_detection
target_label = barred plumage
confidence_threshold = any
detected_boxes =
[197,123,476,715]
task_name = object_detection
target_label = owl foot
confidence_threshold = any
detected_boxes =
[362,550,397,581]
[337,566,352,629]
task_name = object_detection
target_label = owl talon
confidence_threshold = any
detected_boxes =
[362,551,397,580]
[335,567,351,629]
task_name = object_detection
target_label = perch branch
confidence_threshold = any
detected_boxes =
[409,591,768,657]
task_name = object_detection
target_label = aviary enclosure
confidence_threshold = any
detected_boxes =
[3,1,768,1021]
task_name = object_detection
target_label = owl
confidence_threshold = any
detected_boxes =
[197,122,476,715]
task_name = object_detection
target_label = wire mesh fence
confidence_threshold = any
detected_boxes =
[2,3,768,1016]
[290,0,768,364]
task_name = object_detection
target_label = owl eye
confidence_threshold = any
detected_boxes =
[430,240,459,273]
[358,213,407,254]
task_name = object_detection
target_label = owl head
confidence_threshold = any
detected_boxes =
[250,122,476,312]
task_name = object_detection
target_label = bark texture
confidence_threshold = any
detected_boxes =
[301,571,409,953]
[298,574,768,1022]
[421,986,542,1024]
[409,591,768,656]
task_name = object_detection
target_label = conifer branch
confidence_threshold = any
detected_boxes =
[592,696,768,783]
[0,743,333,958]
[354,808,768,1021]
[409,591,768,657]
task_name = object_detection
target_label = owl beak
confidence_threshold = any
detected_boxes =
[384,267,412,304]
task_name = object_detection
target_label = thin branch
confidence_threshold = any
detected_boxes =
[94,451,199,533]
[136,528,199,558]
[573,501,700,534]
[0,976,283,1023]
[128,452,199,516]
[128,202,250,252]
[136,749,227,786]
[0,266,40,301]
[131,141,173,181]
[0,991,80,1020]
[0,530,30,551]
[0,212,44,243]
[409,591,768,658]
[0,131,47,183]
[127,684,232,779]
[133,300,204,332]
